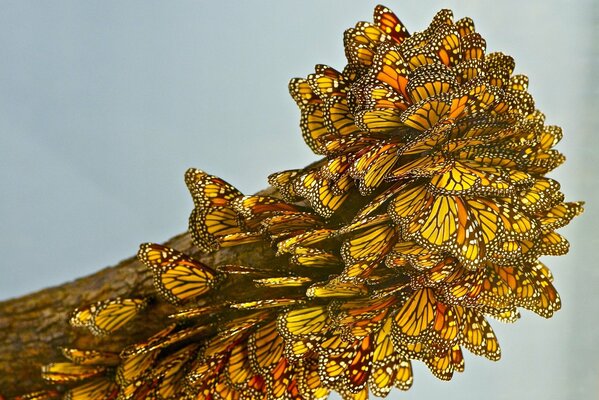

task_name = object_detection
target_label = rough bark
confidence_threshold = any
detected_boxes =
[0,187,280,397]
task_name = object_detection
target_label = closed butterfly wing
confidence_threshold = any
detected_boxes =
[70,297,147,336]
[138,243,221,304]
[185,168,244,252]
[373,4,410,44]
[41,363,105,384]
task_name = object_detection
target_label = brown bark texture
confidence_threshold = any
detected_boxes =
[0,187,280,397]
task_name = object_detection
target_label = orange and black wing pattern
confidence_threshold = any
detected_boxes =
[138,243,222,304]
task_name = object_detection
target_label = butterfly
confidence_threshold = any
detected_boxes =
[278,305,330,340]
[138,243,221,304]
[459,308,501,360]
[41,362,106,384]
[289,78,328,154]
[341,222,397,277]
[145,344,200,398]
[60,348,120,366]
[69,297,147,336]
[247,320,286,375]
[368,317,413,396]
[185,168,245,252]
[373,4,410,44]
[393,287,437,339]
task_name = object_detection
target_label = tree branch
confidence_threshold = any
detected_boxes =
[0,187,280,397]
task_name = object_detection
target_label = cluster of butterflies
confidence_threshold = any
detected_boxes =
[16,5,582,400]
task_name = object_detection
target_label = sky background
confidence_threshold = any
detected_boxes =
[0,1,597,399]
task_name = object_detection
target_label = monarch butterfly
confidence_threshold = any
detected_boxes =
[373,4,410,44]
[460,307,501,361]
[520,262,561,318]
[276,228,336,255]
[138,243,221,304]
[516,177,562,213]
[352,86,410,133]
[462,31,486,60]
[268,169,301,201]
[369,41,411,100]
[289,247,341,269]
[292,170,352,218]
[406,64,458,103]
[537,125,563,151]
[430,23,462,67]
[538,201,584,232]
[352,182,406,221]
[247,320,285,375]
[324,96,362,137]
[116,349,158,388]
[400,95,457,131]
[289,78,328,154]
[324,133,380,157]
[69,297,147,336]
[392,189,539,268]
[60,348,120,366]
[455,16,476,37]
[344,22,391,69]
[147,344,200,398]
[402,40,439,70]
[261,213,323,238]
[429,9,454,30]
[523,149,566,174]
[248,321,284,382]
[474,265,520,322]
[283,336,318,363]
[307,64,349,99]
[394,287,437,339]
[427,302,463,346]
[184,353,227,394]
[341,224,397,278]
[218,231,264,248]
[491,265,537,309]
[350,141,401,195]
[223,341,253,391]
[424,344,464,380]
[267,357,295,398]
[41,362,106,383]
[294,358,331,399]
[231,195,300,222]
[188,205,244,252]
[336,214,391,238]
[185,168,245,252]
[368,318,413,396]
[341,222,396,265]
[318,336,372,390]
[278,305,330,339]
[455,60,485,88]
[306,276,369,299]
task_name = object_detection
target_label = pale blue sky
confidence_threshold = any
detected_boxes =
[0,1,597,399]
